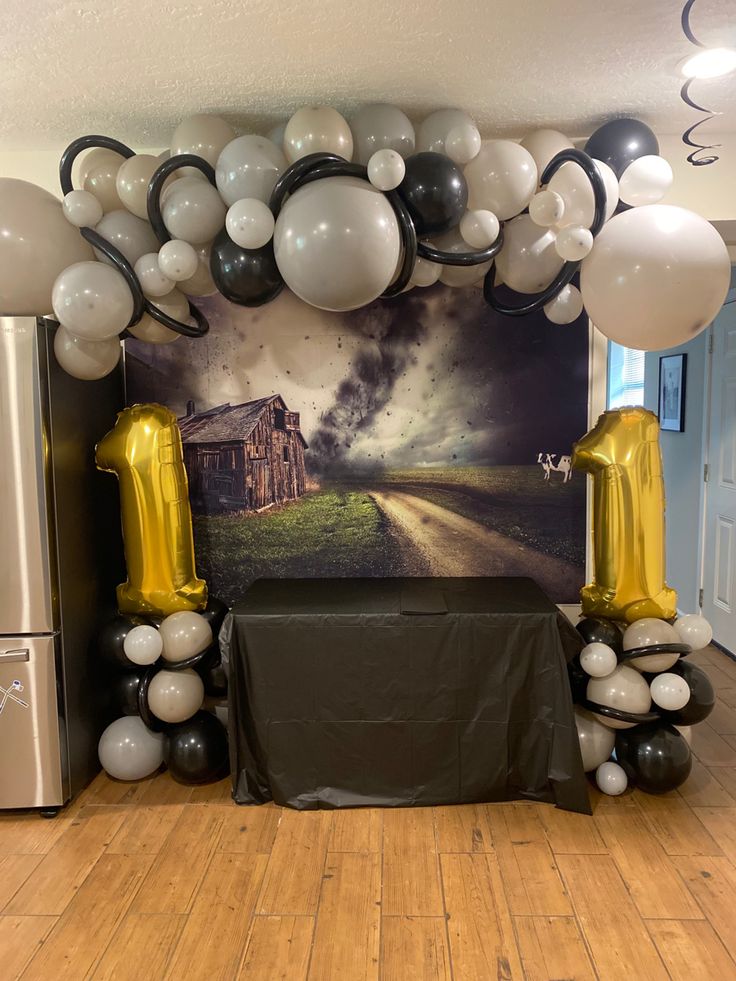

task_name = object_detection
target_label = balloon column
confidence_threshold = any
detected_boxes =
[0,107,730,381]
[570,407,715,796]
[95,404,229,785]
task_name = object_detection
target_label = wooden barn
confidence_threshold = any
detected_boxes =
[178,395,308,513]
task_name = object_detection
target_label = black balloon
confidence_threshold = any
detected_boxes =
[210,230,283,307]
[111,669,143,715]
[576,616,623,655]
[97,614,144,670]
[165,711,229,785]
[663,660,715,726]
[583,118,659,179]
[398,152,468,236]
[200,596,229,636]
[615,722,692,794]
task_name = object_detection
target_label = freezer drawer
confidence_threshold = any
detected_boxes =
[0,636,64,809]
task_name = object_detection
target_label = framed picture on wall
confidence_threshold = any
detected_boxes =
[659,353,687,432]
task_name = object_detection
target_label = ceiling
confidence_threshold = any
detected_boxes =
[1,0,735,149]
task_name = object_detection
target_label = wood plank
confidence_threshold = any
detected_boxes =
[678,856,736,952]
[129,804,224,914]
[646,919,736,981]
[166,853,268,980]
[691,807,736,865]
[382,807,443,917]
[20,854,153,980]
[556,854,669,981]
[0,799,84,855]
[594,811,703,918]
[380,917,451,981]
[105,804,185,855]
[514,915,596,981]
[537,805,607,854]
[137,772,193,805]
[5,806,126,916]
[329,808,383,853]
[677,757,735,807]
[257,809,332,915]
[636,794,723,856]
[706,699,736,736]
[707,765,736,800]
[238,915,314,980]
[0,915,56,980]
[699,664,735,690]
[715,687,736,711]
[484,804,572,916]
[308,853,381,981]
[77,771,149,806]
[0,854,43,911]
[433,804,492,853]
[92,913,186,980]
[189,776,233,804]
[440,852,524,981]
[217,802,281,854]
[691,723,736,766]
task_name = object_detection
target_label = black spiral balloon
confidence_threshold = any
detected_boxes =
[679,0,724,166]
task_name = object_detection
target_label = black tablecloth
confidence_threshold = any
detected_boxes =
[223,577,590,813]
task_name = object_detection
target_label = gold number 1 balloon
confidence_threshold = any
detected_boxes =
[572,406,677,623]
[96,403,207,617]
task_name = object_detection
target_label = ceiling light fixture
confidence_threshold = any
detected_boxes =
[680,47,736,79]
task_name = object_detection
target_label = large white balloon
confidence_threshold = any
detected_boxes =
[147,668,204,724]
[574,707,615,771]
[82,148,125,213]
[161,177,226,245]
[53,326,121,381]
[128,289,189,344]
[618,155,673,207]
[116,154,171,219]
[622,617,682,672]
[170,113,236,170]
[159,610,213,663]
[350,104,415,165]
[464,141,538,220]
[587,664,652,729]
[52,262,133,340]
[98,715,165,781]
[416,108,476,155]
[581,206,731,351]
[215,135,287,206]
[495,214,564,294]
[548,160,617,228]
[434,229,493,288]
[94,209,160,266]
[284,106,354,163]
[674,614,713,651]
[520,129,574,178]
[273,176,400,311]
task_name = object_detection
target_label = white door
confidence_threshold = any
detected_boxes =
[703,293,736,652]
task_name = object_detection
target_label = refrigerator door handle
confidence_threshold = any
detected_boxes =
[0,648,30,663]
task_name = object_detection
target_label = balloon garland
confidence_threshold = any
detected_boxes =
[0,104,731,380]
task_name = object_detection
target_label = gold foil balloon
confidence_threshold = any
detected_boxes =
[572,407,677,623]
[96,404,207,617]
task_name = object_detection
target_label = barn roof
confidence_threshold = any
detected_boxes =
[178,394,307,447]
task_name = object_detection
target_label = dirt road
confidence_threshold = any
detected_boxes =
[369,489,580,597]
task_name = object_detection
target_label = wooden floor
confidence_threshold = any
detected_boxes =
[4,646,736,979]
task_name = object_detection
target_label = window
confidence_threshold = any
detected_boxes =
[283,446,289,463]
[607,342,645,408]
[274,408,286,431]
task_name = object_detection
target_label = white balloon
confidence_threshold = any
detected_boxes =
[129,288,189,345]
[460,209,500,249]
[619,155,673,207]
[543,284,584,325]
[98,716,165,781]
[549,159,618,228]
[495,214,564,294]
[417,108,476,155]
[520,129,574,178]
[529,190,565,228]
[53,326,121,381]
[555,225,594,261]
[267,122,287,149]
[159,610,213,663]
[350,104,415,165]
[650,673,691,711]
[93,209,160,266]
[147,668,204,724]
[593,159,620,220]
[587,664,652,729]
[674,614,713,651]
[225,198,275,249]
[179,243,217,297]
[123,624,163,666]
[410,256,441,287]
[575,707,616,771]
[82,149,125,213]
[158,239,199,282]
[161,177,226,245]
[170,113,236,170]
[465,141,538,220]
[52,261,132,340]
[581,206,731,351]
[622,617,681,672]
[445,124,482,165]
[580,642,618,678]
[367,149,405,191]
[284,106,353,163]
[596,761,628,796]
[215,135,287,207]
[134,252,175,298]
[274,176,400,311]
[63,189,103,228]
[433,229,493,288]
[116,153,169,220]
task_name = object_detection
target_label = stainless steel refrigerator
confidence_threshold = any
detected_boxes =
[0,317,123,813]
